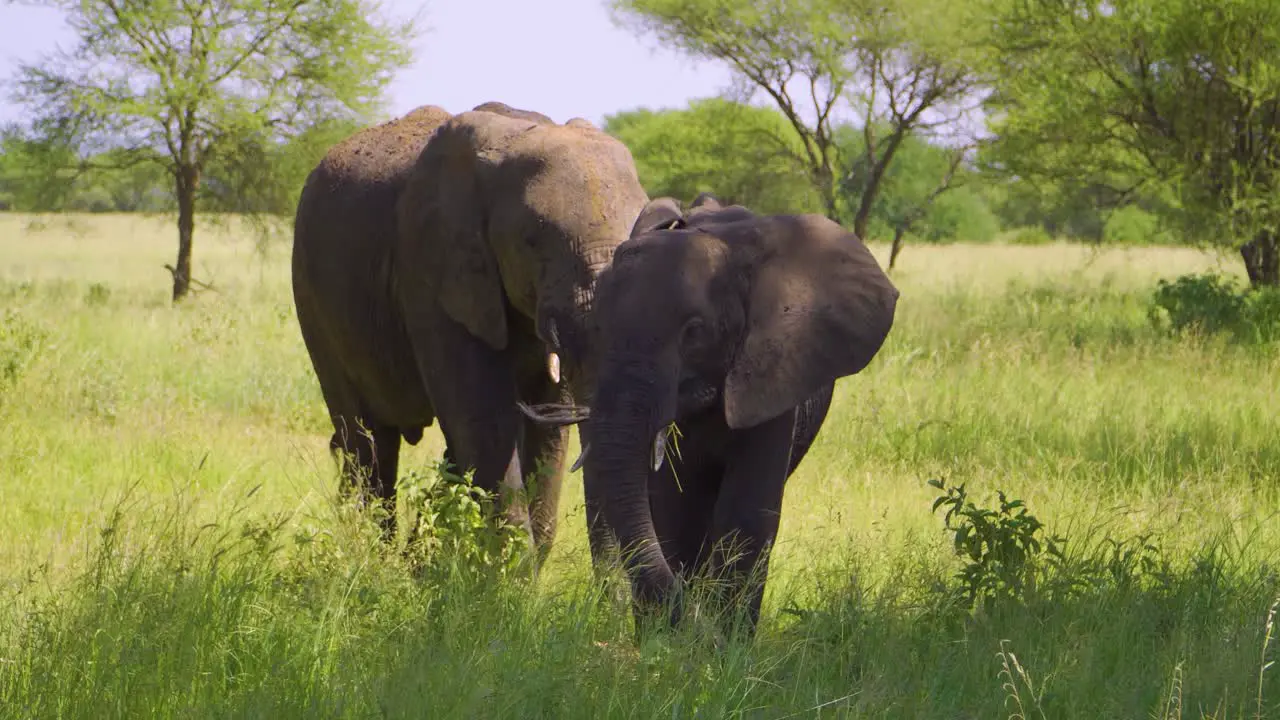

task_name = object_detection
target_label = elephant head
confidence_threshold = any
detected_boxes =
[395,109,678,411]
[571,203,899,608]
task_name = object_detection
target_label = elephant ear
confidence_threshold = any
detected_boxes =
[629,197,685,239]
[408,120,509,350]
[723,215,899,429]
[686,193,754,226]
[689,192,723,212]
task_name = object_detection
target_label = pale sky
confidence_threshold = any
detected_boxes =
[0,0,738,127]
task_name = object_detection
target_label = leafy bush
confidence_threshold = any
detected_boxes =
[927,186,1002,243]
[1007,226,1053,245]
[1149,272,1280,343]
[927,478,1194,610]
[1103,205,1174,245]
[398,462,533,583]
[929,477,1066,605]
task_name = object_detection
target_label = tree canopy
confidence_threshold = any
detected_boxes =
[606,98,1003,252]
[8,0,415,300]
[604,98,823,216]
[986,0,1280,286]
[610,0,991,243]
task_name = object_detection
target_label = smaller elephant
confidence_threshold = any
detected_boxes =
[527,194,899,634]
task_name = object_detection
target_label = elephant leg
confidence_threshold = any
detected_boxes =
[329,416,371,501]
[437,427,460,476]
[370,424,402,537]
[330,415,401,538]
[644,442,723,631]
[516,372,570,561]
[410,313,531,537]
[708,407,799,633]
[521,413,567,561]
[584,476,619,573]
[648,459,721,581]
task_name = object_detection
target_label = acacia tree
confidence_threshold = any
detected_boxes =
[610,0,990,241]
[988,0,1280,287]
[9,0,415,300]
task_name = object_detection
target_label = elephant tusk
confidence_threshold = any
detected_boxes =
[569,443,589,473]
[547,352,561,384]
[652,427,668,472]
[516,401,591,426]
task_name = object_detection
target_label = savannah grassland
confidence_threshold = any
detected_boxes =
[0,213,1277,719]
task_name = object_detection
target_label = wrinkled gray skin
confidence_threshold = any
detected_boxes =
[535,194,900,634]
[292,102,662,555]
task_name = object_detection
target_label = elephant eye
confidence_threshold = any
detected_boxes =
[681,317,708,348]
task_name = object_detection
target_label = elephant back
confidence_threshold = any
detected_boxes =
[309,105,453,188]
[292,105,454,430]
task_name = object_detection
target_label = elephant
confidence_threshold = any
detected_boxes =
[292,103,452,518]
[524,194,899,633]
[292,102,663,554]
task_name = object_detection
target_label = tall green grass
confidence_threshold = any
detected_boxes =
[0,214,1277,717]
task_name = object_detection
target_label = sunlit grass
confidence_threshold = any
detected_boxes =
[0,213,1276,717]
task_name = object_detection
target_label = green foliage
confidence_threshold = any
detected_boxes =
[7,0,416,297]
[987,0,1280,269]
[0,127,354,215]
[609,99,1004,243]
[201,118,363,218]
[929,478,1066,605]
[611,0,992,239]
[1150,273,1280,343]
[398,463,533,583]
[0,130,86,212]
[0,309,47,403]
[835,128,999,242]
[1104,205,1175,246]
[604,99,822,214]
[1007,226,1053,245]
[928,186,1002,242]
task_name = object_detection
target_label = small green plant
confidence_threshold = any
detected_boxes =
[398,461,532,583]
[84,282,111,307]
[0,309,47,401]
[928,477,1065,605]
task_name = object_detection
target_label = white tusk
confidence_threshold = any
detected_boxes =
[569,443,589,473]
[547,352,561,383]
[652,428,668,472]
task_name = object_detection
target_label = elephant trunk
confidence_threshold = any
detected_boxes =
[562,240,616,403]
[583,351,679,615]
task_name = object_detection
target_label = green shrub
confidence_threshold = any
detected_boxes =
[929,477,1066,605]
[1103,205,1173,245]
[1149,272,1280,343]
[1007,226,1053,245]
[398,462,533,583]
[926,186,1002,243]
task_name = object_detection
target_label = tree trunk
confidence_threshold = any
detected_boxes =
[852,132,908,240]
[814,164,840,224]
[1240,230,1279,288]
[889,226,907,271]
[171,166,199,302]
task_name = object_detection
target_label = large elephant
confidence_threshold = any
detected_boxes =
[292,102,660,553]
[528,195,899,632]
